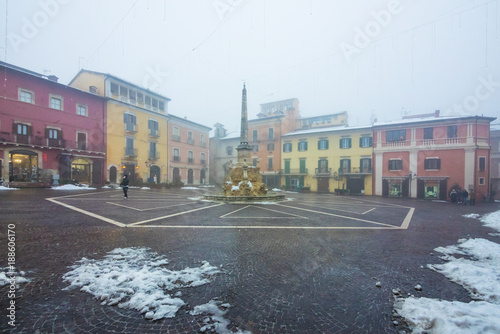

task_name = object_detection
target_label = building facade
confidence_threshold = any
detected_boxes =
[168,115,211,185]
[0,62,106,186]
[490,124,500,200]
[281,125,373,194]
[209,123,240,185]
[373,115,495,200]
[69,70,170,185]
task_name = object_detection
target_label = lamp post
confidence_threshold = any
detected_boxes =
[408,170,416,198]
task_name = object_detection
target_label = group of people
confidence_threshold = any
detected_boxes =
[450,188,476,205]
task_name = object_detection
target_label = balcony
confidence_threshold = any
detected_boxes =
[0,133,105,153]
[188,158,194,164]
[200,159,206,165]
[149,130,160,138]
[381,140,409,148]
[187,139,195,145]
[173,156,180,162]
[281,168,308,176]
[338,167,372,175]
[124,148,138,157]
[200,142,206,148]
[149,151,160,160]
[172,135,180,142]
[125,123,137,133]
[48,138,65,148]
[315,168,331,176]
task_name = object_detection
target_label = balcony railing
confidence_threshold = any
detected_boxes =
[200,159,206,165]
[315,168,331,176]
[187,139,195,145]
[200,142,206,148]
[281,168,308,175]
[381,140,409,147]
[125,148,138,157]
[188,158,194,163]
[173,156,180,162]
[125,123,137,133]
[149,130,160,138]
[172,135,180,142]
[338,167,372,175]
[0,133,105,152]
[149,151,160,160]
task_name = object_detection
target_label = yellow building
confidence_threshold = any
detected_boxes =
[281,125,373,194]
[69,70,170,184]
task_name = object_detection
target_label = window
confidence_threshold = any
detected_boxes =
[188,151,194,163]
[339,159,351,174]
[388,159,403,171]
[423,128,433,140]
[318,159,329,173]
[48,129,58,139]
[252,144,259,152]
[19,90,33,103]
[267,143,274,151]
[252,158,258,167]
[298,141,308,152]
[200,135,206,146]
[129,90,136,101]
[77,132,87,150]
[77,104,88,116]
[149,142,157,159]
[318,139,329,150]
[173,127,180,141]
[159,101,165,111]
[201,153,206,164]
[339,138,352,149]
[284,159,291,173]
[173,148,180,161]
[283,143,292,152]
[16,123,28,135]
[479,177,485,185]
[14,123,30,144]
[148,119,159,136]
[359,137,372,148]
[424,158,441,170]
[226,146,233,155]
[145,96,151,106]
[299,159,306,174]
[152,98,158,109]
[50,96,62,110]
[188,131,194,144]
[386,130,406,142]
[268,128,274,139]
[137,93,144,104]
[124,113,136,131]
[120,86,128,98]
[110,82,119,95]
[268,158,273,170]
[253,130,258,141]
[447,125,457,138]
[360,158,372,173]
[479,157,486,171]
[46,128,62,147]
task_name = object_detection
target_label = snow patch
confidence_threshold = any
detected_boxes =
[181,187,198,190]
[140,187,150,190]
[63,247,220,320]
[463,213,481,219]
[0,186,19,191]
[480,210,500,233]
[190,300,250,334]
[0,268,29,286]
[52,184,96,190]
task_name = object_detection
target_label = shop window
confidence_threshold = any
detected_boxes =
[425,184,438,199]
[389,183,402,197]
[10,151,38,182]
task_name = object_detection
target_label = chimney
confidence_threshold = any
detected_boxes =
[435,109,440,117]
[47,75,58,82]
[89,86,97,94]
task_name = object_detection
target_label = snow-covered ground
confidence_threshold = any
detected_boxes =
[52,184,96,190]
[0,268,29,286]
[0,186,19,190]
[181,187,199,190]
[63,247,248,332]
[394,209,500,333]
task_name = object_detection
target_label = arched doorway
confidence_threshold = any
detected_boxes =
[187,169,194,184]
[109,166,117,183]
[10,150,38,182]
[173,168,180,183]
[150,165,160,183]
[200,169,206,185]
[71,158,92,183]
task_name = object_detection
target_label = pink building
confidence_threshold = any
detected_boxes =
[0,61,106,186]
[168,114,210,185]
[373,114,496,201]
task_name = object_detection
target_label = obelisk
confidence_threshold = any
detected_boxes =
[236,83,252,164]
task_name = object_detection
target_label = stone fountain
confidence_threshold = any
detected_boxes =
[204,84,285,203]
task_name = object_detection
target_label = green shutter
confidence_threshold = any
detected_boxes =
[326,140,329,150]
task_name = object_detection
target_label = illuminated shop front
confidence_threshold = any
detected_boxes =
[71,158,92,183]
[9,150,39,182]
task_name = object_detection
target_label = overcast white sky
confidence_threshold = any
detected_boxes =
[1,0,499,133]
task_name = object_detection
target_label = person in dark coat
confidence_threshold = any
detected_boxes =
[450,189,457,203]
[469,189,476,205]
[462,188,469,205]
[120,175,129,199]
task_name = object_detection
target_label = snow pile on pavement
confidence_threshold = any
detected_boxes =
[0,268,29,286]
[52,184,96,190]
[63,247,221,320]
[181,187,199,190]
[0,186,19,191]
[462,213,480,219]
[190,300,250,334]
[199,185,215,188]
[394,209,500,333]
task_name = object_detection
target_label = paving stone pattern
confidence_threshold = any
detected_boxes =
[1,188,499,333]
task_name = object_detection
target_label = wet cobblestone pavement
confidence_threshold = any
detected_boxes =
[1,188,499,333]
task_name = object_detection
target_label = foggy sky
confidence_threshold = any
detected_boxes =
[1,0,499,133]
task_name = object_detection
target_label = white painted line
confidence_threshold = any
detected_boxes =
[293,202,367,215]
[46,198,126,227]
[106,202,143,211]
[220,205,308,219]
[107,201,198,212]
[399,207,415,229]
[128,203,225,226]
[275,203,397,228]
[130,225,399,230]
[249,205,309,218]
[220,205,251,218]
[362,208,376,215]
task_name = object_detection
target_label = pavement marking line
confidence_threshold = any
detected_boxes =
[398,207,415,229]
[362,208,376,215]
[220,205,308,219]
[274,203,397,228]
[130,225,399,230]
[107,201,197,212]
[291,202,368,215]
[128,203,225,226]
[219,205,251,218]
[46,198,126,227]
[48,190,117,200]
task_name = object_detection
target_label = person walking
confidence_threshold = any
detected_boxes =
[462,188,469,205]
[450,189,457,203]
[469,188,476,205]
[120,175,129,199]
